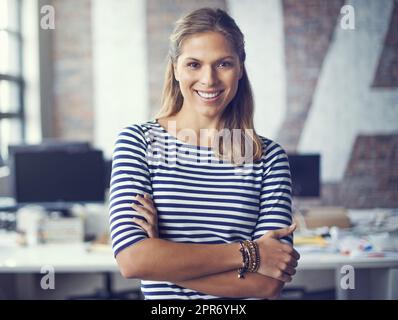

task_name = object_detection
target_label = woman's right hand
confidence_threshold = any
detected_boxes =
[255,224,300,282]
[131,193,159,238]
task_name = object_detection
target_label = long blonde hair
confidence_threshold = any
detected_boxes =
[155,8,263,164]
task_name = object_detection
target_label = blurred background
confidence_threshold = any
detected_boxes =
[0,0,397,300]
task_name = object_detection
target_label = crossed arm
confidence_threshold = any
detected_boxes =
[175,270,284,299]
[116,237,285,299]
[116,194,297,299]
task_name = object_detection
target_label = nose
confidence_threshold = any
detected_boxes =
[199,65,219,87]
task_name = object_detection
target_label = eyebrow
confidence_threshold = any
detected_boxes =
[184,56,235,62]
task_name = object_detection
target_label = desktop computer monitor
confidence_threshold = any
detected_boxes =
[287,154,320,197]
[8,146,106,207]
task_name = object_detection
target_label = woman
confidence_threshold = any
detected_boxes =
[109,7,299,300]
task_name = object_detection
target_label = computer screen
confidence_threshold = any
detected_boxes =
[287,154,320,197]
[9,148,106,205]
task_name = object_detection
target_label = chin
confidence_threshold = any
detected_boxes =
[197,105,223,115]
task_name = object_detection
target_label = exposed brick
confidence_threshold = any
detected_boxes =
[277,0,344,152]
[373,1,398,87]
[51,0,94,142]
[340,134,398,208]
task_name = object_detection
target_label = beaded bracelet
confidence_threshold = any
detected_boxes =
[243,240,260,273]
[237,240,260,278]
[238,241,249,278]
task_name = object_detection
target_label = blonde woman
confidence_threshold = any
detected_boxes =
[109,8,299,300]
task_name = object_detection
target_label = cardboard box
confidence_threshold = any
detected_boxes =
[294,206,351,229]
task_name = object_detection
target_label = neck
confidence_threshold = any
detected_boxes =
[168,109,224,147]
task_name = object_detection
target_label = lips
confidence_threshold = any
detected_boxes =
[194,90,224,100]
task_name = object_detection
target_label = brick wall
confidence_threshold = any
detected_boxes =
[373,1,398,87]
[52,0,94,142]
[339,134,398,208]
[278,0,344,152]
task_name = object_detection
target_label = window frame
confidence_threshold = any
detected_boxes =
[0,0,25,159]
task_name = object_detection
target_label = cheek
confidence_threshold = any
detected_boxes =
[179,73,196,88]
[226,75,240,94]
[223,70,240,85]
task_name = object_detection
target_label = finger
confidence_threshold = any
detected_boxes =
[132,202,155,220]
[132,204,156,225]
[274,270,292,283]
[133,217,157,238]
[285,257,298,268]
[280,273,293,283]
[280,263,296,276]
[144,193,152,200]
[281,243,293,253]
[292,248,300,260]
[135,194,156,212]
[277,262,296,276]
[268,224,296,239]
[132,217,152,234]
[281,245,300,260]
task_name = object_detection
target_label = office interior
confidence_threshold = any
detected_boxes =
[0,0,397,300]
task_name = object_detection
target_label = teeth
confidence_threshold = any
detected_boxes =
[196,91,221,99]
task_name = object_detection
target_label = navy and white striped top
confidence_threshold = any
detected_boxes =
[109,119,293,299]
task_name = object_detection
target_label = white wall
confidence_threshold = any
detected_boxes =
[228,0,287,140]
[92,0,148,158]
[22,0,42,145]
[298,0,398,182]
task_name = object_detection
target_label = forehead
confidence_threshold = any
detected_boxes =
[179,32,237,60]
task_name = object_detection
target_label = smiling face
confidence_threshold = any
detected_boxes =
[173,31,243,121]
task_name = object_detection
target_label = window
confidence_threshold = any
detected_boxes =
[0,0,24,161]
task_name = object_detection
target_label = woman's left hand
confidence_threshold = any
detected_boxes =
[132,193,159,238]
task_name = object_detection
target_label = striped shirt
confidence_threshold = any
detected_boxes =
[109,119,293,299]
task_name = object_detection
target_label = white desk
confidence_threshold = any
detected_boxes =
[1,240,398,299]
[293,249,398,299]
[0,242,117,273]
[298,251,398,270]
[0,241,126,299]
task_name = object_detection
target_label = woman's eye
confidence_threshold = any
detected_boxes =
[218,61,233,68]
[187,62,200,69]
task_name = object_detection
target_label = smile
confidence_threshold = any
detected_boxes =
[195,90,223,100]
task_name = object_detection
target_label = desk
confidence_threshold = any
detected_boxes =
[293,250,398,299]
[0,242,118,273]
[0,241,139,299]
[1,240,398,299]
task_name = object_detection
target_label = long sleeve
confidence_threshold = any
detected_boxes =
[252,141,293,245]
[109,125,152,257]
